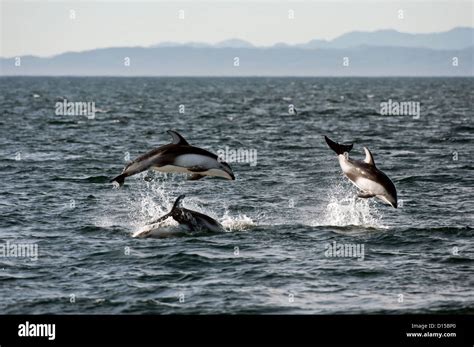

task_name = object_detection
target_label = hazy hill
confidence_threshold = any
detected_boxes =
[1,28,472,76]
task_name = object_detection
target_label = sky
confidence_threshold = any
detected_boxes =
[1,0,473,58]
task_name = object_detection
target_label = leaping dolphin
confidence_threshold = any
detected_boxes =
[133,194,224,238]
[324,136,398,208]
[111,130,235,186]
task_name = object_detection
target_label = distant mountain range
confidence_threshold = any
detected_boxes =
[1,27,473,76]
[154,27,474,50]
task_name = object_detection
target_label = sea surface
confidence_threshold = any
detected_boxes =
[0,77,472,314]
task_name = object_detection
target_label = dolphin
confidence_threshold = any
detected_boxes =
[324,136,398,208]
[133,195,224,238]
[111,130,235,186]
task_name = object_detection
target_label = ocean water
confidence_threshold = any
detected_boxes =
[0,77,472,314]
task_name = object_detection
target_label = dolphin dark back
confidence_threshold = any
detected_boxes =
[111,130,235,186]
[158,195,224,233]
[172,207,223,231]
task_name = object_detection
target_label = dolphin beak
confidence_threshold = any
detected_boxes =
[219,162,235,180]
[228,171,235,180]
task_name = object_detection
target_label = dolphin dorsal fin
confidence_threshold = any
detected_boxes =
[171,194,186,211]
[363,147,375,166]
[167,130,190,146]
[148,194,185,225]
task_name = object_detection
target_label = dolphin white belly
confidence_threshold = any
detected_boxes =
[339,155,387,194]
[132,223,186,238]
[173,154,217,168]
[152,154,218,175]
[153,165,194,174]
[152,153,232,179]
[353,176,386,195]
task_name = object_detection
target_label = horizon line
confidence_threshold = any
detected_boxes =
[1,75,473,78]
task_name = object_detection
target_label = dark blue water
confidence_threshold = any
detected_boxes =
[0,77,472,314]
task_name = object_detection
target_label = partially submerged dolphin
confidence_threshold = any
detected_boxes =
[133,195,224,238]
[324,136,398,208]
[111,130,235,186]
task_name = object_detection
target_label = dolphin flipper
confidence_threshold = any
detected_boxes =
[188,174,205,180]
[357,192,375,199]
[147,212,172,225]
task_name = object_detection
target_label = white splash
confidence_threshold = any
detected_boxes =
[99,175,256,236]
[221,211,256,232]
[312,180,387,229]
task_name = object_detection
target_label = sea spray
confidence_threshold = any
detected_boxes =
[221,211,256,232]
[312,179,386,229]
[121,174,255,234]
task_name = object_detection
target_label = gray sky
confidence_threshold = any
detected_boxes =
[1,0,473,58]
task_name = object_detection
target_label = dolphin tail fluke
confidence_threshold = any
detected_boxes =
[324,136,353,155]
[110,174,126,187]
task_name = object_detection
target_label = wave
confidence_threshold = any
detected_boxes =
[51,175,110,183]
